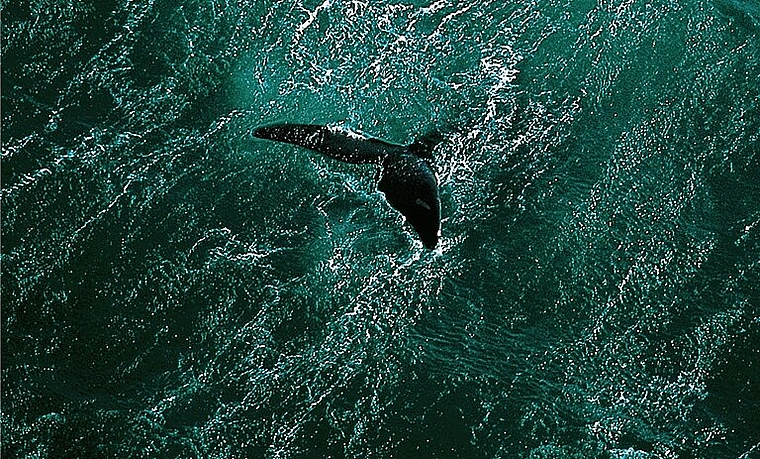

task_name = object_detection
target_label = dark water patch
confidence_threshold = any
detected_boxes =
[704,314,760,455]
[0,87,54,142]
[3,408,195,458]
[372,373,483,458]
[1,2,126,140]
[713,0,760,31]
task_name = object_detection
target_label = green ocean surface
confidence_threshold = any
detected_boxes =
[2,1,759,457]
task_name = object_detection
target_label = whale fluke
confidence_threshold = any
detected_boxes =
[252,123,442,249]
[253,124,400,165]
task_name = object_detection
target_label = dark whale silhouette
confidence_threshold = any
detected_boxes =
[252,123,442,249]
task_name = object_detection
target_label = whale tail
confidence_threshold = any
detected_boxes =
[378,153,440,249]
[253,123,394,165]
[409,130,444,161]
[253,123,443,249]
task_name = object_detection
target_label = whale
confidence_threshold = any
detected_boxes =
[252,123,442,249]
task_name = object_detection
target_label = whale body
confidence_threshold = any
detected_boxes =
[252,123,442,249]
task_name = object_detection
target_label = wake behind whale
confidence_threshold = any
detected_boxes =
[252,124,442,249]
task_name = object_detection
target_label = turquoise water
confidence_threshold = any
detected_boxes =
[2,1,759,457]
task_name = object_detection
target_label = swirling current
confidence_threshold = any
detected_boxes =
[2,1,759,458]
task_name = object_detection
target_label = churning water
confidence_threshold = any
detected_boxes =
[2,1,759,457]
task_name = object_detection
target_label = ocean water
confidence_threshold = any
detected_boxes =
[2,0,759,458]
